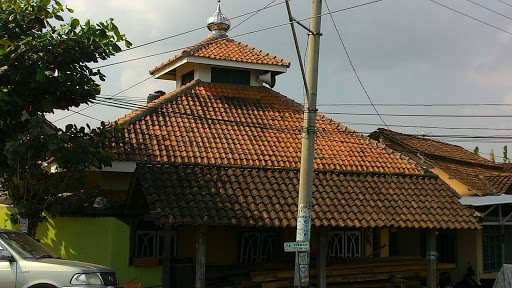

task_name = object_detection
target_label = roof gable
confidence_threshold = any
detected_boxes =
[108,81,423,174]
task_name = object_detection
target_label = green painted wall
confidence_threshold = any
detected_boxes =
[0,207,161,287]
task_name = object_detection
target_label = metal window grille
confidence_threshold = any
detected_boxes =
[345,231,361,257]
[329,230,362,259]
[135,230,177,259]
[135,231,156,258]
[328,231,345,258]
[239,231,275,263]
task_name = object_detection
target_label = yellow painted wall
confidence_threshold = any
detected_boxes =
[0,208,161,287]
[0,205,18,230]
[430,167,474,196]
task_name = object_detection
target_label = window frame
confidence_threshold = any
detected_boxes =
[328,230,362,260]
[211,67,250,86]
[239,230,276,264]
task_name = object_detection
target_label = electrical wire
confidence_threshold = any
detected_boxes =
[324,0,388,129]
[52,75,153,123]
[465,0,512,21]
[230,0,278,32]
[324,111,512,118]
[497,0,512,8]
[429,0,512,36]
[92,0,385,70]
[119,0,285,53]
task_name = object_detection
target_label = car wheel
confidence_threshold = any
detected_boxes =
[29,284,57,288]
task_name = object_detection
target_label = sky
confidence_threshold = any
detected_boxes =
[46,0,512,162]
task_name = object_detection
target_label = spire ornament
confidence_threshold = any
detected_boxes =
[207,0,231,35]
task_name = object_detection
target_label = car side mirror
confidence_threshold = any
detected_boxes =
[0,250,13,262]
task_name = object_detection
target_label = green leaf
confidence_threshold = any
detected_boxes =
[54,14,63,21]
[70,18,79,29]
[0,39,13,46]
[66,7,74,13]
[36,70,46,82]
[124,39,132,48]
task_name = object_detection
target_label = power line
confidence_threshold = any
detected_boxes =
[497,0,512,8]
[465,0,512,21]
[119,0,285,53]
[92,0,385,70]
[53,75,153,123]
[325,111,512,118]
[324,0,388,129]
[429,0,512,36]
[340,121,512,131]
[317,103,512,107]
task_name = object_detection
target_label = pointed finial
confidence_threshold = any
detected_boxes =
[207,0,231,36]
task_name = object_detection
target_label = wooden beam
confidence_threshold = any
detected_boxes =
[195,225,206,288]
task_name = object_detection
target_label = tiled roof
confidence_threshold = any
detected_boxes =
[370,128,512,196]
[149,34,291,76]
[370,128,497,166]
[107,81,422,174]
[137,164,480,230]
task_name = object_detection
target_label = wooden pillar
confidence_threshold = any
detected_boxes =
[195,225,207,288]
[426,229,437,288]
[316,228,327,288]
[161,225,173,288]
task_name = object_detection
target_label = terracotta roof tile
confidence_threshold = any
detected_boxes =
[137,164,480,230]
[107,81,422,174]
[370,128,512,196]
[149,35,290,76]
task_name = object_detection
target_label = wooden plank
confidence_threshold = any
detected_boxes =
[261,280,292,288]
[326,272,394,283]
[250,271,280,282]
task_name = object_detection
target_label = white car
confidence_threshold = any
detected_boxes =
[0,228,123,288]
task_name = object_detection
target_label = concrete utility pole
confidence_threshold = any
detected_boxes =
[295,1,322,287]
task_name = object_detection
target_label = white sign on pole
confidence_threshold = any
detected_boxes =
[20,218,28,233]
[284,241,310,252]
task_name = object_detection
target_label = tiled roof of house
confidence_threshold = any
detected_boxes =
[370,128,512,196]
[137,164,480,230]
[149,34,291,76]
[370,128,497,166]
[107,81,422,174]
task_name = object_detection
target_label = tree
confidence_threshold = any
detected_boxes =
[0,0,130,237]
[504,145,511,163]
[474,146,479,156]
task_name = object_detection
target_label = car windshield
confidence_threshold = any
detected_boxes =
[0,231,56,259]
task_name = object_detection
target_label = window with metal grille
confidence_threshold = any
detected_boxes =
[135,230,176,260]
[211,67,250,85]
[239,231,275,263]
[328,230,361,259]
